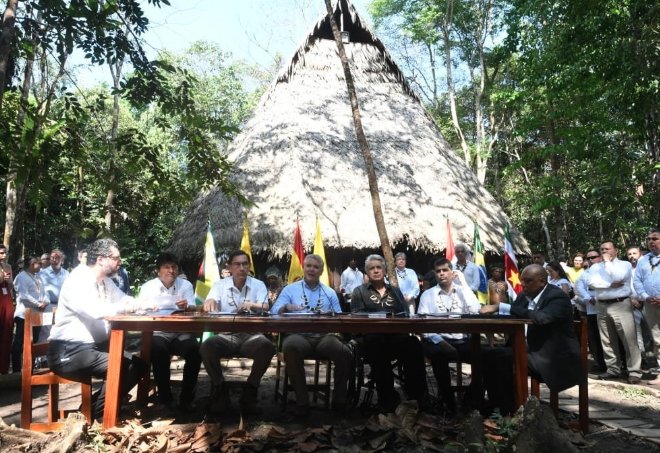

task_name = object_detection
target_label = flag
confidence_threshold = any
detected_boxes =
[287,218,305,283]
[504,224,522,301]
[240,214,255,275]
[445,218,456,264]
[473,222,489,304]
[194,221,220,306]
[313,217,329,286]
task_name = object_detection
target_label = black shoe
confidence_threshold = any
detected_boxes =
[627,375,642,385]
[207,384,230,414]
[239,383,261,415]
[597,372,623,381]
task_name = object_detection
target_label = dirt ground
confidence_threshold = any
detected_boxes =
[2,357,660,452]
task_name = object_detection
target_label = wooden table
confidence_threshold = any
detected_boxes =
[102,314,529,428]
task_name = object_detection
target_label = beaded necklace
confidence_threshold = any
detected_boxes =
[301,281,322,311]
[228,284,247,309]
[435,286,462,312]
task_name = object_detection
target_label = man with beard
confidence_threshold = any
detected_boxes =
[46,238,151,420]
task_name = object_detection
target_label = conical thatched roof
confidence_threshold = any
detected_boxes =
[169,0,529,263]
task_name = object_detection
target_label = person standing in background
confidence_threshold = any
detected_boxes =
[0,245,14,374]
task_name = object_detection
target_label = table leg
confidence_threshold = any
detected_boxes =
[103,328,125,429]
[137,331,153,405]
[511,326,528,408]
[469,334,483,407]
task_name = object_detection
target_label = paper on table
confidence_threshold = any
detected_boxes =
[152,294,178,310]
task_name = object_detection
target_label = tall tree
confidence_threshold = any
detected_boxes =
[323,0,398,288]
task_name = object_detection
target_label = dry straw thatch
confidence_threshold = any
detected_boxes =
[169,0,529,264]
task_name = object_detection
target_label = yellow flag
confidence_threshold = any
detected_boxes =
[240,215,255,275]
[313,217,330,286]
[288,219,305,283]
[194,222,220,306]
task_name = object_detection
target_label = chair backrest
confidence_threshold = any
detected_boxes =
[22,309,55,369]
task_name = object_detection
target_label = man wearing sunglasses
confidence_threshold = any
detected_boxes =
[575,250,607,372]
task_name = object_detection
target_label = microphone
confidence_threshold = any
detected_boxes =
[319,284,336,317]
[260,293,269,317]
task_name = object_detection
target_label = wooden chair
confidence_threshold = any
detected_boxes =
[273,334,332,410]
[530,319,589,433]
[21,309,93,431]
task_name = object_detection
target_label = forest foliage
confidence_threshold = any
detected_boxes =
[0,0,657,284]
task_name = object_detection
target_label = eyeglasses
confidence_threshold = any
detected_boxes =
[586,255,599,260]
[105,255,121,261]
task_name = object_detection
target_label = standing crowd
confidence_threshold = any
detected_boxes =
[0,227,658,422]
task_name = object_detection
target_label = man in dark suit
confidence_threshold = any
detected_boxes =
[480,264,582,414]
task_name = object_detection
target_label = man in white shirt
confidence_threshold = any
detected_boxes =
[139,252,200,410]
[417,258,480,414]
[575,250,606,372]
[46,238,152,420]
[585,241,641,383]
[454,243,480,293]
[634,228,660,384]
[39,249,69,306]
[393,252,420,307]
[200,250,275,414]
[339,258,363,302]
[37,249,70,341]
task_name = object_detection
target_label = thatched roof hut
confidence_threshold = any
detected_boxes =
[169,0,529,273]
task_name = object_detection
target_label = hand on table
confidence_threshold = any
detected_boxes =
[480,303,499,315]
[203,299,217,312]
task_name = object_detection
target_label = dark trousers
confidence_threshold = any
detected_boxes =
[47,340,147,420]
[151,335,202,403]
[0,292,14,373]
[482,346,543,416]
[363,334,427,405]
[11,317,40,373]
[423,339,473,409]
[587,313,606,369]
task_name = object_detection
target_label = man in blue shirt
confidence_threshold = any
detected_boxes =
[271,254,352,416]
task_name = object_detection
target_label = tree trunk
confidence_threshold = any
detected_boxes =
[0,0,18,116]
[104,56,123,232]
[441,0,470,165]
[323,0,397,286]
[3,22,33,252]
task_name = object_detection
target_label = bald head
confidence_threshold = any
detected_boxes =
[520,264,548,298]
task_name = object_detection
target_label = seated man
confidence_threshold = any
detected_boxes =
[480,264,581,415]
[200,250,275,414]
[46,238,150,420]
[271,254,352,416]
[138,252,201,410]
[351,254,427,412]
[417,258,481,414]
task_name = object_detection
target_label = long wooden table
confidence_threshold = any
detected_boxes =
[102,313,529,428]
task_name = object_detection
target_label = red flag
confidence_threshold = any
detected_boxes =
[445,218,456,263]
[504,224,522,300]
[288,218,305,283]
